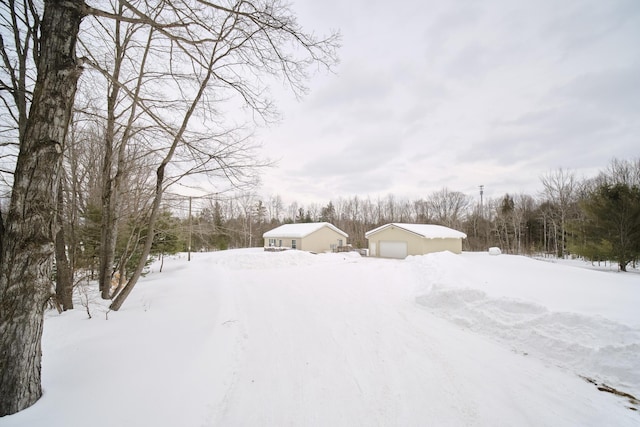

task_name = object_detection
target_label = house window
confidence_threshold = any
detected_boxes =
[292,240,297,249]
[268,238,276,247]
[279,240,282,247]
[338,239,343,247]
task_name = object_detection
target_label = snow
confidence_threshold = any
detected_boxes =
[1,249,639,426]
[488,246,502,255]
[365,223,468,239]
[262,222,348,239]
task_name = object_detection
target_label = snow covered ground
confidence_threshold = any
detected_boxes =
[2,249,639,426]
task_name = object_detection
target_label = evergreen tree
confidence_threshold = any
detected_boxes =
[254,200,267,224]
[212,200,229,250]
[151,211,184,258]
[320,201,336,223]
[580,182,640,271]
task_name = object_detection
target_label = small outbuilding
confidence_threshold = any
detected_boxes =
[365,223,467,259]
[263,222,348,253]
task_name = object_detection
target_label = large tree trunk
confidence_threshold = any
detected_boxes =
[0,0,83,415]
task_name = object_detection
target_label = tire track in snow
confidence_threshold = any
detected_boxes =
[201,268,251,426]
[409,253,640,399]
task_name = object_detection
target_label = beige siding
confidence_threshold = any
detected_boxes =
[367,226,425,257]
[264,226,346,253]
[264,237,295,248]
[368,225,463,257]
[300,226,346,253]
[422,237,462,254]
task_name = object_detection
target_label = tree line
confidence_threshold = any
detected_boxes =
[144,158,640,275]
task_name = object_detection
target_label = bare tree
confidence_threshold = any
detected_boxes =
[397,198,413,222]
[428,187,470,229]
[0,0,40,187]
[600,158,640,187]
[286,200,298,222]
[54,172,73,310]
[0,0,338,413]
[64,113,109,278]
[513,194,536,254]
[306,203,321,222]
[540,168,577,257]
[83,7,153,299]
[267,194,283,222]
[0,0,84,415]
[105,0,338,310]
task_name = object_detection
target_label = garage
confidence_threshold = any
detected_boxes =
[365,223,467,258]
[379,241,408,259]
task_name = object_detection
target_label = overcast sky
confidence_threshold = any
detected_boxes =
[256,0,640,205]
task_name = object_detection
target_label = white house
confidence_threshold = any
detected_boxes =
[263,222,348,253]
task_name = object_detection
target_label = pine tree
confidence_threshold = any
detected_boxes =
[580,182,640,271]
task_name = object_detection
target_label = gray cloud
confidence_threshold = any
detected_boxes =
[557,67,640,113]
[258,0,640,205]
[459,105,621,168]
[542,0,639,54]
[302,128,405,177]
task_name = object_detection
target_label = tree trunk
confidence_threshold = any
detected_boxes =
[110,165,167,311]
[109,36,218,311]
[0,0,83,415]
[98,85,118,298]
[98,151,117,299]
[97,12,145,299]
[55,177,74,310]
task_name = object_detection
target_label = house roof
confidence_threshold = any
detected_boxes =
[365,223,467,239]
[263,222,348,239]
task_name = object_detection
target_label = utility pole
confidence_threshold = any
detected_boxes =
[188,196,192,261]
[479,185,484,218]
[248,209,252,247]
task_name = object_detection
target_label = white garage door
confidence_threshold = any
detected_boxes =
[379,241,408,259]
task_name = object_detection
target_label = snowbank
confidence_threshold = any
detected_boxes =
[409,252,640,397]
[203,247,361,269]
[2,249,638,426]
